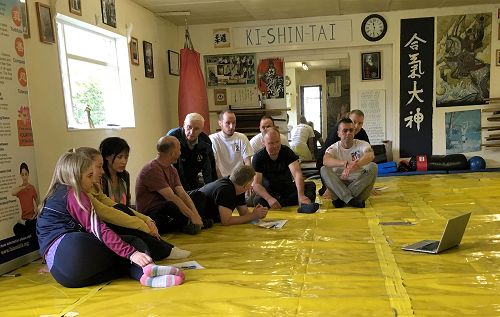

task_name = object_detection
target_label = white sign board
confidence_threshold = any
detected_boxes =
[233,20,352,48]
[358,89,386,144]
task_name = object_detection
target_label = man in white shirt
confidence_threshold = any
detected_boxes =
[289,116,315,161]
[249,115,289,154]
[210,110,254,178]
[320,118,377,208]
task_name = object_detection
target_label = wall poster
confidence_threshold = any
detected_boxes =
[358,89,386,144]
[205,53,256,87]
[445,110,481,154]
[257,58,284,99]
[0,0,40,275]
[436,13,491,107]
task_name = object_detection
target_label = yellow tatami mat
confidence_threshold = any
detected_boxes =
[1,172,499,316]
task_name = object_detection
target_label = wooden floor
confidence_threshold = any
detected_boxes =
[1,172,499,316]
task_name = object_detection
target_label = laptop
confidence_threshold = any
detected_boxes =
[402,212,471,254]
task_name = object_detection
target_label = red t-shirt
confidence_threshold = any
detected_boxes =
[16,184,37,220]
[135,159,181,214]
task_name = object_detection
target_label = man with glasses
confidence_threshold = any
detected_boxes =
[320,118,377,208]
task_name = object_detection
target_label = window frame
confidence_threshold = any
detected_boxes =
[56,14,135,130]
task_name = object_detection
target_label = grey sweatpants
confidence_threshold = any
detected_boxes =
[320,162,378,203]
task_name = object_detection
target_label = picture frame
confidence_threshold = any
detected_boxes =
[101,0,116,28]
[129,37,139,65]
[361,52,381,80]
[143,41,154,78]
[36,2,55,44]
[69,0,82,16]
[204,53,256,87]
[20,1,30,39]
[168,50,180,76]
[496,49,500,67]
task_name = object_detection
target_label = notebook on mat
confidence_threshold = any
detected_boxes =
[402,212,471,254]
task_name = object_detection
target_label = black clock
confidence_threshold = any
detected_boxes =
[361,14,387,42]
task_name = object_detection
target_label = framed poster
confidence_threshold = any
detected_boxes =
[101,0,116,28]
[36,2,55,44]
[143,41,154,78]
[69,0,82,16]
[361,52,381,80]
[20,0,30,38]
[205,53,255,87]
[168,50,179,76]
[129,37,139,65]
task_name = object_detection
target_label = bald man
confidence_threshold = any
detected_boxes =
[135,136,210,235]
[167,113,216,190]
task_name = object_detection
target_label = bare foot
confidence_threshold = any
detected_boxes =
[38,264,49,274]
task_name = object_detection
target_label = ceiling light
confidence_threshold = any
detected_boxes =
[301,62,309,71]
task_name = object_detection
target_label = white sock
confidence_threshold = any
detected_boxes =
[166,247,191,260]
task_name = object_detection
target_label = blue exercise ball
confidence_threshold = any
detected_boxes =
[468,156,486,170]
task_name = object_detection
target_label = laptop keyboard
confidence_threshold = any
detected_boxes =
[420,241,439,251]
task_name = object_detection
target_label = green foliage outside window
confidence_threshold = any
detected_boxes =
[73,82,105,128]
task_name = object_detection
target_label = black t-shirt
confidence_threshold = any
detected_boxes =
[252,145,298,195]
[198,177,245,221]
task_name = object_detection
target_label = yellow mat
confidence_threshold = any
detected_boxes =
[1,173,499,316]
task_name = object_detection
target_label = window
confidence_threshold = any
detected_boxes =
[300,85,322,132]
[56,15,135,129]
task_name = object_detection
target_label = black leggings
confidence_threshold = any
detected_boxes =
[50,232,148,288]
[107,204,174,261]
[254,181,316,207]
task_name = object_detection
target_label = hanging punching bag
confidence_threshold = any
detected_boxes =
[178,30,210,133]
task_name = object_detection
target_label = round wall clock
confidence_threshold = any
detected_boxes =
[361,14,387,42]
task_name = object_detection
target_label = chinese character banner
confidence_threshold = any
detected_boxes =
[436,14,491,107]
[400,17,434,157]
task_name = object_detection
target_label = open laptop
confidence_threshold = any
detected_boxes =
[402,212,471,254]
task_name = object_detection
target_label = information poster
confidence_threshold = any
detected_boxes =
[358,89,386,144]
[0,0,40,274]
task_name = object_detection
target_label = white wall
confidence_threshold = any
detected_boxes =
[178,4,500,167]
[25,0,181,200]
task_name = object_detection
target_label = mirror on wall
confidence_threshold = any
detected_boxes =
[284,57,350,139]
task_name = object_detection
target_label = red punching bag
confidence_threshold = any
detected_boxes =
[178,25,210,133]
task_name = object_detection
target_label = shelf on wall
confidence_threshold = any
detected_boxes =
[481,99,500,148]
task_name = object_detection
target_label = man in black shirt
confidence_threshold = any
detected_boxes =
[167,113,216,191]
[252,127,318,213]
[198,164,268,225]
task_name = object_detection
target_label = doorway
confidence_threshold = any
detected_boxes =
[300,85,322,132]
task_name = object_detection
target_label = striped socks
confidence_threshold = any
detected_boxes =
[140,274,183,288]
[140,264,185,288]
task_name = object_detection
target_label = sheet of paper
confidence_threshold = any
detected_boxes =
[171,260,205,270]
[253,219,287,229]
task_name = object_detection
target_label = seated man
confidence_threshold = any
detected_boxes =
[249,115,289,153]
[135,136,209,235]
[320,118,377,208]
[167,113,216,190]
[252,127,318,213]
[210,110,254,178]
[198,164,268,225]
[289,116,315,161]
[318,109,370,196]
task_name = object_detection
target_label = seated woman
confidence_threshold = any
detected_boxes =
[76,147,189,261]
[37,151,185,288]
[99,137,132,206]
